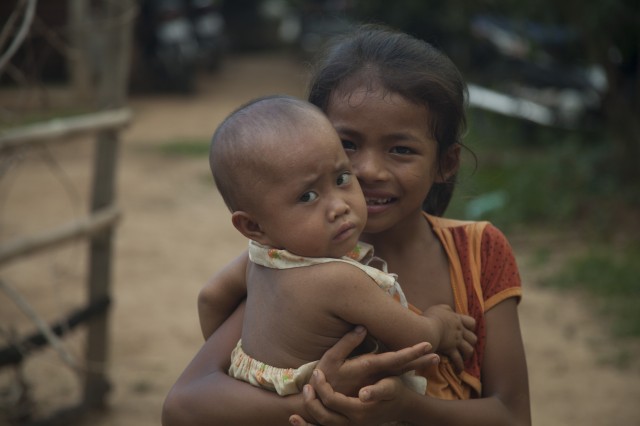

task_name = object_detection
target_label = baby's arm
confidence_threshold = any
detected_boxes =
[198,251,249,339]
[296,298,530,426]
[318,263,474,358]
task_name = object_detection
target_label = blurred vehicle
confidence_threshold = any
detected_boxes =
[135,0,225,92]
[187,0,227,70]
[468,14,607,128]
[219,0,353,56]
[295,0,354,57]
[220,0,301,51]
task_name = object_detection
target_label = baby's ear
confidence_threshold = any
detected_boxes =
[436,143,461,183]
[231,211,267,242]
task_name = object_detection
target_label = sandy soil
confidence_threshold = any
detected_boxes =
[1,52,639,426]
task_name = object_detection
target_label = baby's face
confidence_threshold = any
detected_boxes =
[252,117,367,258]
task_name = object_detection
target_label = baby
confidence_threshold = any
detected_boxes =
[209,95,476,396]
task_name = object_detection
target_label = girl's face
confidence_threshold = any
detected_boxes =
[326,85,449,234]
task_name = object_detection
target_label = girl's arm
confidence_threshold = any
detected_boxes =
[197,251,249,339]
[296,298,531,426]
[163,300,309,426]
[162,301,440,426]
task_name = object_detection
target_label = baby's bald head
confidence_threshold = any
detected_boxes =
[210,95,330,212]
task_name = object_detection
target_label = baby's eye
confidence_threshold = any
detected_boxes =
[299,191,318,203]
[336,172,352,186]
[341,140,356,151]
[390,146,414,155]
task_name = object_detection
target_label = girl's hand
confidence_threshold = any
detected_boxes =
[288,326,439,425]
[316,326,438,396]
[289,370,418,426]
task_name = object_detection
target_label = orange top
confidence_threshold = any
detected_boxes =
[411,214,522,400]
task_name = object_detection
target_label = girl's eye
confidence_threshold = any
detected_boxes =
[336,172,352,186]
[341,140,356,151]
[390,146,414,155]
[299,191,318,203]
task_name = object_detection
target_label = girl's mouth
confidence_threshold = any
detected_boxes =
[365,197,394,206]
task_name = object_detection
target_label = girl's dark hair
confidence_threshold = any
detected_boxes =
[308,24,469,216]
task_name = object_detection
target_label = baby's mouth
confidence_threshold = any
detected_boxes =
[334,222,356,242]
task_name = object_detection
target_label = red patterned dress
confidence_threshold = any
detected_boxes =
[412,214,522,400]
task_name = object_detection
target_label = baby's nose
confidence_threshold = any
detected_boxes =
[329,198,350,221]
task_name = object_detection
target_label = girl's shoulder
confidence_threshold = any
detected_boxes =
[424,213,508,245]
[424,213,520,295]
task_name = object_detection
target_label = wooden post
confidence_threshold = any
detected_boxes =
[83,0,134,410]
[83,130,118,409]
[67,0,93,104]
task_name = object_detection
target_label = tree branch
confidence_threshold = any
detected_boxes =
[0,0,39,77]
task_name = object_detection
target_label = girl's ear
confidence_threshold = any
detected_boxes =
[436,143,461,183]
[231,211,268,243]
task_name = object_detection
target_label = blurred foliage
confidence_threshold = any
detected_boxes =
[150,1,639,347]
[448,109,639,235]
[137,1,640,342]
[343,0,639,192]
[159,138,210,157]
[446,107,640,342]
[542,244,640,340]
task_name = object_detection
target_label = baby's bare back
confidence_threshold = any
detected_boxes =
[240,262,354,368]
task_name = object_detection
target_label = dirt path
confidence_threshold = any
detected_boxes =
[1,52,639,425]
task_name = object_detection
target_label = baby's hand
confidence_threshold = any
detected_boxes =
[423,304,477,373]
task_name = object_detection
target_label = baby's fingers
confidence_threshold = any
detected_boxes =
[447,349,465,374]
[460,339,475,361]
[461,314,477,331]
[464,328,478,347]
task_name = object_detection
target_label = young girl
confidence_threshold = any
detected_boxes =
[208,95,475,397]
[163,24,530,425]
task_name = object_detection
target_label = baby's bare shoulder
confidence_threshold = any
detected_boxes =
[285,261,375,294]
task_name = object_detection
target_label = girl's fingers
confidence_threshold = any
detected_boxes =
[302,381,349,425]
[403,352,440,373]
[358,377,399,402]
[311,371,364,419]
[319,326,367,366]
[319,329,436,378]
[289,414,315,426]
[361,342,435,375]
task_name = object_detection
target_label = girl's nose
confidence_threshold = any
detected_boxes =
[353,151,389,183]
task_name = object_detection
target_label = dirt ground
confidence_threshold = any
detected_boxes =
[1,52,639,426]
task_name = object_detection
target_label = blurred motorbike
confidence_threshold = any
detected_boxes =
[187,0,226,70]
[295,0,354,57]
[468,14,607,128]
[135,0,225,92]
